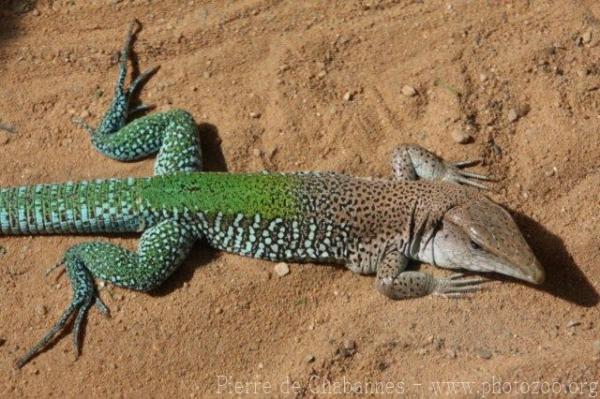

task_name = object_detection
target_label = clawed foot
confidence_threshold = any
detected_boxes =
[72,19,158,137]
[432,272,489,298]
[391,145,495,189]
[443,159,494,190]
[15,262,110,369]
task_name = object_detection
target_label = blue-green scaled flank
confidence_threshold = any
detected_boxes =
[0,173,302,235]
[0,172,349,263]
[0,178,140,235]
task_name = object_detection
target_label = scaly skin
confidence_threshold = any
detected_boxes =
[1,21,544,368]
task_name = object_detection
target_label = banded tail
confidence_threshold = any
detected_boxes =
[0,178,142,235]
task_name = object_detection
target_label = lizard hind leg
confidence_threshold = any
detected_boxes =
[73,21,202,172]
[75,20,159,137]
[15,220,198,368]
[391,144,492,189]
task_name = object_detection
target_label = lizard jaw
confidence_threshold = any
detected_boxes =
[416,204,545,285]
[471,253,545,284]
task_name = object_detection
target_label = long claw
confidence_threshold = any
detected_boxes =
[128,66,160,97]
[121,19,141,63]
[455,176,489,190]
[72,299,93,357]
[452,159,481,168]
[449,285,483,293]
[15,303,79,369]
[433,274,488,298]
[451,277,489,287]
[94,296,111,317]
[437,291,474,299]
[129,103,155,115]
[459,171,494,181]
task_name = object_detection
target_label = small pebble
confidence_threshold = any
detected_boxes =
[215,307,223,315]
[507,108,519,123]
[35,304,47,317]
[203,71,211,79]
[401,85,417,97]
[343,91,353,101]
[252,148,262,157]
[305,354,315,363]
[338,340,357,357]
[249,112,261,119]
[566,320,581,328]
[274,262,289,277]
[544,167,557,177]
[32,9,40,16]
[0,135,9,145]
[477,348,493,359]
[479,73,487,82]
[582,30,592,44]
[508,104,530,123]
[451,128,471,144]
[446,349,457,359]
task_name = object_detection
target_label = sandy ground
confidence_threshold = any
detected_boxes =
[0,1,599,398]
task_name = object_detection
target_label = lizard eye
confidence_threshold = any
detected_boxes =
[469,239,482,250]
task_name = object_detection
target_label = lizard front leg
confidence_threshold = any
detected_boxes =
[375,251,486,299]
[16,220,198,368]
[391,144,492,189]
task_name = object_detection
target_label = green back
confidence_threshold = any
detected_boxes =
[139,172,302,219]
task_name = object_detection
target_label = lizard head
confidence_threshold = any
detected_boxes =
[418,195,545,284]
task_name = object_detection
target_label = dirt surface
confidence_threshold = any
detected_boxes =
[1,1,599,398]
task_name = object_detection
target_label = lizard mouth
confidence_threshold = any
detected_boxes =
[480,257,545,285]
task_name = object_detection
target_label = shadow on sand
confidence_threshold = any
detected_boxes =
[1,1,38,132]
[508,210,599,307]
[0,1,37,44]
